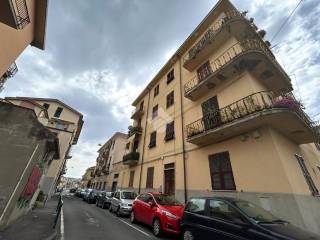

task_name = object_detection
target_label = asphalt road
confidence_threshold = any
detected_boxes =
[61,195,178,240]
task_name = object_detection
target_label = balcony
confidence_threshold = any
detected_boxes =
[123,151,139,166]
[128,125,142,137]
[0,0,30,29]
[0,63,18,92]
[131,108,144,120]
[186,91,319,145]
[183,10,259,71]
[184,39,292,101]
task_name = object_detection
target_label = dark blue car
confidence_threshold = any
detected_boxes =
[181,197,320,240]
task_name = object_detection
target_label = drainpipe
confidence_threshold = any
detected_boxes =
[138,87,151,194]
[178,55,188,204]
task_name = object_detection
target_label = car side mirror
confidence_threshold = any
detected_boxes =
[148,201,155,208]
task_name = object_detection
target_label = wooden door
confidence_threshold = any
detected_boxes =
[164,163,175,196]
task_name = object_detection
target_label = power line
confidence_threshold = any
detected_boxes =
[270,0,305,43]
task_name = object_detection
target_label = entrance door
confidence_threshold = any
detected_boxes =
[111,181,117,192]
[164,163,175,196]
[201,96,220,131]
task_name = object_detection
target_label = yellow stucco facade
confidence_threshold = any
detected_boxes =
[101,0,320,234]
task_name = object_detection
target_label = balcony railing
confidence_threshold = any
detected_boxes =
[131,107,144,119]
[123,151,139,165]
[128,125,142,137]
[13,0,30,29]
[0,63,18,92]
[184,39,290,98]
[186,91,319,142]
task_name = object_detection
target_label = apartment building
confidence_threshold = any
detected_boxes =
[114,0,320,234]
[91,132,127,191]
[5,97,84,199]
[0,0,48,91]
[0,100,59,230]
[81,166,95,188]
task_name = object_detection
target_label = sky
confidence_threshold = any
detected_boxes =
[1,0,319,178]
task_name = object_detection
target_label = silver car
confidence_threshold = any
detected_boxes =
[109,190,137,216]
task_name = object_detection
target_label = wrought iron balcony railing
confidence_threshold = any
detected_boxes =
[184,39,290,97]
[184,10,248,64]
[123,151,140,165]
[12,0,30,29]
[0,63,18,92]
[186,91,319,142]
[128,125,142,137]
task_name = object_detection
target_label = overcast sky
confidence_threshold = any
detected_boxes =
[1,0,319,178]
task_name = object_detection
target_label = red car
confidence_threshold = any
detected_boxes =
[131,192,184,237]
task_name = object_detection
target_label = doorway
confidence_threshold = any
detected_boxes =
[164,163,175,196]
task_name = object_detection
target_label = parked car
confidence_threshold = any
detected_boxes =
[181,197,320,240]
[109,190,137,216]
[82,188,93,202]
[131,192,184,237]
[86,189,99,204]
[96,191,114,209]
[75,189,82,197]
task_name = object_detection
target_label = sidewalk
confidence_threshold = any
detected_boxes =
[0,196,61,240]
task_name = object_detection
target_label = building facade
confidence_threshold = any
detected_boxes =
[0,0,48,91]
[0,100,59,230]
[5,97,84,199]
[91,132,128,191]
[107,0,320,234]
[81,166,95,188]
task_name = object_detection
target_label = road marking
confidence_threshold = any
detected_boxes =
[60,207,65,240]
[118,218,151,238]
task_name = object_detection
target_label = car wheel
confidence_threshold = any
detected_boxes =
[130,211,136,223]
[109,205,113,213]
[152,218,162,237]
[183,229,194,240]
[116,207,121,217]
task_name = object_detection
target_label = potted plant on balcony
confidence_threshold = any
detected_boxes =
[273,96,298,109]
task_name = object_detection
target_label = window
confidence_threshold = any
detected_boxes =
[295,154,319,195]
[165,121,175,141]
[146,167,154,188]
[152,105,158,119]
[103,182,106,190]
[167,69,174,84]
[138,194,152,203]
[154,84,159,97]
[149,131,157,148]
[114,173,119,179]
[112,140,115,149]
[197,61,212,82]
[208,152,236,190]
[139,101,144,111]
[166,91,174,108]
[43,103,50,110]
[126,143,130,150]
[129,171,135,187]
[208,200,244,222]
[54,107,63,118]
[185,198,206,215]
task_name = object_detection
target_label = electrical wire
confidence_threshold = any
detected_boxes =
[270,0,305,43]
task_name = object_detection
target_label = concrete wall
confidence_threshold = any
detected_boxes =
[0,103,56,230]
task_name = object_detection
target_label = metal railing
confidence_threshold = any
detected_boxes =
[123,151,140,163]
[186,91,319,140]
[12,0,30,29]
[128,126,142,137]
[184,10,247,63]
[184,39,289,95]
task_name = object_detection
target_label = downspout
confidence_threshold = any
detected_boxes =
[138,87,151,194]
[178,55,188,204]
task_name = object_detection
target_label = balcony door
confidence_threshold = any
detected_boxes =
[164,163,175,196]
[202,96,221,131]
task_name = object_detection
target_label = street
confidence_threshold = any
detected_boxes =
[62,196,177,240]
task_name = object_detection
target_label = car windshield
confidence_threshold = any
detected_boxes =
[234,200,280,223]
[121,192,136,200]
[154,195,182,206]
[106,192,112,197]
